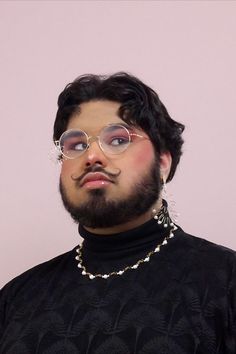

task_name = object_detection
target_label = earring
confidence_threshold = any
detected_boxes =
[152,176,178,229]
[152,202,174,228]
[49,145,60,164]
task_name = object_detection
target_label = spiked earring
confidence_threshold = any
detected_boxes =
[152,176,178,228]
[152,201,175,228]
[49,145,63,165]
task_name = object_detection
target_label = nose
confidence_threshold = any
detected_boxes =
[83,140,107,168]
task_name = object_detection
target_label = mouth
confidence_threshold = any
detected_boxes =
[80,172,114,189]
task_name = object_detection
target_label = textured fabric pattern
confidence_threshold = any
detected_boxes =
[0,220,236,353]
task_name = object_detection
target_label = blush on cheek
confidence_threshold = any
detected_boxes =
[131,143,155,166]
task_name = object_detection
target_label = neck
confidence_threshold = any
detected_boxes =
[83,199,162,235]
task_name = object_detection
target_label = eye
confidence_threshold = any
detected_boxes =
[71,142,87,151]
[110,137,129,146]
[64,139,87,152]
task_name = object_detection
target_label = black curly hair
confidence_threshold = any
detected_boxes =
[53,72,185,182]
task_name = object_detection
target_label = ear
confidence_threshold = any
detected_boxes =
[159,152,172,181]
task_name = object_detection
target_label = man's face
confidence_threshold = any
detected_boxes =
[59,100,163,229]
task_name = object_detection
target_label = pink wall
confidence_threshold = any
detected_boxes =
[1,1,236,287]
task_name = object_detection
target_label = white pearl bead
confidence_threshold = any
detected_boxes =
[131,264,138,269]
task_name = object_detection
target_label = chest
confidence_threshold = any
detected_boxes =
[1,272,229,354]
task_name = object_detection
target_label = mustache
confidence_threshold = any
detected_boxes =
[71,165,121,184]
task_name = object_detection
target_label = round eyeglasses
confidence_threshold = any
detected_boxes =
[54,124,145,160]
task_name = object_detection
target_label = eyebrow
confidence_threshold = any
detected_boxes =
[115,122,135,131]
[117,122,130,128]
[65,122,136,134]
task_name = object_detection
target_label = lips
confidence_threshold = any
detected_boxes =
[80,172,113,187]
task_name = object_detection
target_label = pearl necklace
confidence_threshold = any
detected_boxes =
[75,225,177,280]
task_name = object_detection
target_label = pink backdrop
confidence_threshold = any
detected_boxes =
[1,1,236,287]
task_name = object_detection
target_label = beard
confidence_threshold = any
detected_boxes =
[59,158,162,228]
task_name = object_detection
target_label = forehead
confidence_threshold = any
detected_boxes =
[67,100,124,132]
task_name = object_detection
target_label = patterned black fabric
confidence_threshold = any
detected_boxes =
[0,219,236,353]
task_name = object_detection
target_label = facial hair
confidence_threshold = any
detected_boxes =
[59,158,162,228]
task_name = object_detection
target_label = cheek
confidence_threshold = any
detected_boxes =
[60,161,77,183]
[61,161,72,174]
[60,161,81,200]
[130,143,155,167]
[123,144,156,179]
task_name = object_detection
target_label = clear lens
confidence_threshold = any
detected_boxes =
[59,130,88,159]
[58,124,131,159]
[100,125,130,154]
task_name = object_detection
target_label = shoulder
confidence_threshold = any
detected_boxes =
[0,247,76,302]
[176,227,236,261]
[172,227,236,287]
[0,248,77,336]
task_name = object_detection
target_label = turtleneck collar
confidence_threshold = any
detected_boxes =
[78,217,171,254]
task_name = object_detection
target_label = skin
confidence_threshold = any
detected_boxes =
[60,100,172,235]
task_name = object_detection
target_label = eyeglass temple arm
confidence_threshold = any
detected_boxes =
[130,133,145,138]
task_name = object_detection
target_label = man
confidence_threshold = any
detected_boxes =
[0,73,235,353]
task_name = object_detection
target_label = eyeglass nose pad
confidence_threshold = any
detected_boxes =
[88,136,99,144]
[86,136,103,153]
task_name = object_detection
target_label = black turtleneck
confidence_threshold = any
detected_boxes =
[79,218,171,276]
[0,219,236,353]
